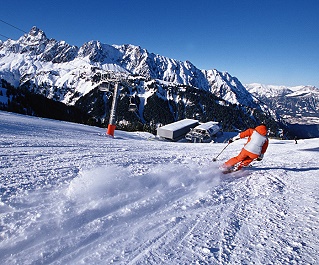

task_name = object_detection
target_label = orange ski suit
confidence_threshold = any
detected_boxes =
[224,125,269,169]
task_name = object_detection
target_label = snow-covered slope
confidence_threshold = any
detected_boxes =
[1,110,318,264]
[0,26,256,108]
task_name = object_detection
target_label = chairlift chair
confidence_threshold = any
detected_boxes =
[99,82,111,92]
[128,97,137,112]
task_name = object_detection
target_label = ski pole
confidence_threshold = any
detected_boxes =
[212,142,230,162]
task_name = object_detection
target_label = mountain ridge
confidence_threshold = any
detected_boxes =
[245,83,319,125]
[0,26,258,108]
[1,26,318,138]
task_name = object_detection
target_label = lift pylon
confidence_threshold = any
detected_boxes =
[94,71,130,137]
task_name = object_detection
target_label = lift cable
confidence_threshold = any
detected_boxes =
[0,33,10,39]
[0,19,27,33]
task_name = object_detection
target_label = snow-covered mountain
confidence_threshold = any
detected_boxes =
[0,26,257,108]
[245,83,319,124]
[204,69,256,108]
[1,110,319,264]
[1,26,318,138]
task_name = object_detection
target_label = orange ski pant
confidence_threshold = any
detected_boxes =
[224,148,259,168]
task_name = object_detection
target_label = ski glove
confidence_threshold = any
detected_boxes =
[229,134,240,143]
[256,154,264,161]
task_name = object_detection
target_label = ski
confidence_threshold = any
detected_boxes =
[221,164,253,174]
[221,167,240,174]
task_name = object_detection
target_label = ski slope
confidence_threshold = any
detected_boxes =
[1,111,319,264]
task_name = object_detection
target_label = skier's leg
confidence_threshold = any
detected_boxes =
[223,156,240,168]
[223,149,248,169]
[222,149,260,173]
[239,150,259,169]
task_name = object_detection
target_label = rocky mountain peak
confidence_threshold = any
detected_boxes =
[20,26,48,46]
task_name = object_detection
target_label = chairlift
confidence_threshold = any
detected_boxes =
[99,82,111,92]
[128,97,137,112]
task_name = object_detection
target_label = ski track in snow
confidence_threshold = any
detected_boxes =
[1,111,319,265]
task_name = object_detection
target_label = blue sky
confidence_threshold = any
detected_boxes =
[1,0,319,87]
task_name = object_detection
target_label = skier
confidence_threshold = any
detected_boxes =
[221,124,269,173]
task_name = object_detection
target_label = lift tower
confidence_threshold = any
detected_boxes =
[95,71,130,137]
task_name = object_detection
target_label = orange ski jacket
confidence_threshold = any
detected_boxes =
[239,125,269,155]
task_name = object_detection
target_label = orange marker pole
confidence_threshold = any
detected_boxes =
[107,124,116,136]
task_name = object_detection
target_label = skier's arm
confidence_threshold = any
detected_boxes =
[257,139,269,161]
[239,128,254,138]
[229,128,253,143]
